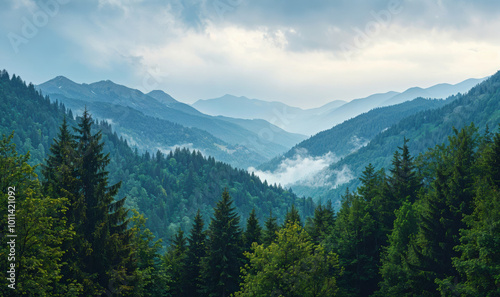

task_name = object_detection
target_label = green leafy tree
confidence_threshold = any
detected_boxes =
[0,133,78,296]
[235,222,340,297]
[201,189,243,297]
[129,210,169,297]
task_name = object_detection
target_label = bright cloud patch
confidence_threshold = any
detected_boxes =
[249,150,338,187]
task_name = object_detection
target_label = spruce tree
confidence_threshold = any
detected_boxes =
[243,208,262,251]
[74,108,134,295]
[262,211,279,246]
[165,228,187,296]
[42,117,90,292]
[202,189,243,297]
[334,188,378,296]
[485,124,500,187]
[283,204,301,227]
[388,138,421,204]
[447,126,500,296]
[306,201,335,245]
[376,202,419,296]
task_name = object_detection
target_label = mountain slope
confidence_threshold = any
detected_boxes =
[258,97,455,172]
[380,78,486,106]
[193,94,305,120]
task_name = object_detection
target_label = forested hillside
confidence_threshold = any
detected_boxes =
[304,71,500,203]
[0,70,313,243]
[38,76,306,167]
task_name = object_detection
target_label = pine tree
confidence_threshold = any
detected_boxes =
[202,189,243,297]
[183,210,206,297]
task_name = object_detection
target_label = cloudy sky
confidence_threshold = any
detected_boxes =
[1,0,499,108]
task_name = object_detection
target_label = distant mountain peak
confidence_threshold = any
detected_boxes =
[147,90,178,104]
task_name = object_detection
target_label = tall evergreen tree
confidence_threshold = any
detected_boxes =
[306,201,336,245]
[447,126,500,296]
[183,210,206,297]
[400,125,478,295]
[484,124,500,187]
[243,208,262,252]
[376,202,419,296]
[262,211,280,246]
[388,138,421,204]
[165,228,188,296]
[42,117,88,291]
[74,109,134,295]
[333,188,378,297]
[202,189,243,297]
[283,204,302,227]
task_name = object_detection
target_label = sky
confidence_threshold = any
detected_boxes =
[1,0,500,109]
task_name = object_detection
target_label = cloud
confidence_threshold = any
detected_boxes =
[249,149,338,187]
[2,0,500,108]
[349,135,369,153]
[331,165,355,188]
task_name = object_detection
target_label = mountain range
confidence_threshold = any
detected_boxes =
[253,72,499,203]
[34,71,498,205]
[37,76,307,168]
[193,78,486,135]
